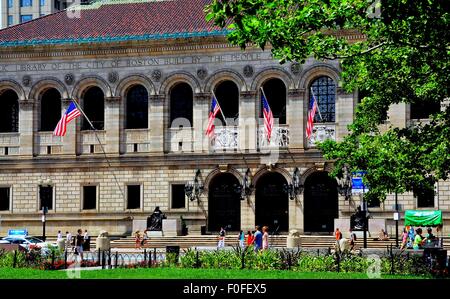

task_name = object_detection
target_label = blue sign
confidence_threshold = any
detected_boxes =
[7,229,28,237]
[352,171,369,194]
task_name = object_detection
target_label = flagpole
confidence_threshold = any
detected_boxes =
[310,87,323,121]
[71,99,126,201]
[211,90,228,127]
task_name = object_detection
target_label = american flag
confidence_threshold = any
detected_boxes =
[53,101,81,136]
[306,93,318,139]
[262,93,274,142]
[205,96,221,138]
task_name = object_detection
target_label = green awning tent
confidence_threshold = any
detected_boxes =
[404,210,443,227]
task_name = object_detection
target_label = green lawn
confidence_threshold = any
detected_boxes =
[0,267,430,279]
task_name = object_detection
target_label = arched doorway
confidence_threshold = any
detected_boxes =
[208,173,241,232]
[255,172,289,232]
[304,171,338,233]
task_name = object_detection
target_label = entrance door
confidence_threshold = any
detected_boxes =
[304,171,338,233]
[208,173,241,231]
[255,172,289,232]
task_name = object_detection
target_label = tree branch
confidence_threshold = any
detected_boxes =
[321,42,388,60]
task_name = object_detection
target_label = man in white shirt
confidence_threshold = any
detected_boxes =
[57,230,63,241]
[66,231,72,249]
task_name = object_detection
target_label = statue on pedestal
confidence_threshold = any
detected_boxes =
[147,206,166,231]
[350,206,366,231]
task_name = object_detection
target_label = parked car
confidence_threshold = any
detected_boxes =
[0,236,49,251]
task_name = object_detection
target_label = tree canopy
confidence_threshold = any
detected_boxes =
[206,0,450,203]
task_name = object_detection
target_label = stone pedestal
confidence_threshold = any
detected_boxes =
[286,229,302,248]
[96,237,110,250]
[286,236,301,248]
[57,239,66,251]
[147,231,163,237]
[162,219,182,236]
[132,219,147,233]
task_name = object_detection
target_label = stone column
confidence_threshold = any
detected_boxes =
[239,91,257,152]
[18,99,35,157]
[335,88,355,142]
[104,96,121,154]
[289,193,304,233]
[149,95,165,153]
[241,194,256,231]
[287,89,304,150]
[62,98,77,155]
[193,93,210,153]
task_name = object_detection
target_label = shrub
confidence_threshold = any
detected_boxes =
[180,249,198,268]
[0,250,28,268]
[296,253,336,272]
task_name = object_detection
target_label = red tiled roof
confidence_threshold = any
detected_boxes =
[0,0,225,47]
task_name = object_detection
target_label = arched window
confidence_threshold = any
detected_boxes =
[261,78,286,124]
[0,90,19,133]
[169,83,193,127]
[126,85,148,129]
[40,88,61,131]
[214,80,239,126]
[310,76,336,123]
[410,101,441,120]
[82,86,104,131]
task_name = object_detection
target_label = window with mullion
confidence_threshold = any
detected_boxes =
[311,76,336,123]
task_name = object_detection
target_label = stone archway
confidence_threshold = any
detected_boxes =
[303,171,338,233]
[208,173,241,232]
[255,172,289,232]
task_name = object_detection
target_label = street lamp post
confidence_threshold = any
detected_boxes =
[362,185,367,249]
[42,206,48,242]
[395,191,399,248]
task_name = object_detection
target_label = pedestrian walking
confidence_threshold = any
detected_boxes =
[262,226,269,250]
[83,229,90,251]
[57,230,63,241]
[253,226,263,251]
[66,231,73,251]
[75,229,84,259]
[217,227,226,249]
[246,231,254,247]
[238,231,245,248]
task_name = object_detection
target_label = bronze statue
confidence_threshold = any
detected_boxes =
[147,206,166,231]
[350,206,366,231]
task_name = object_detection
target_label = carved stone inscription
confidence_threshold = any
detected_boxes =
[0,52,270,73]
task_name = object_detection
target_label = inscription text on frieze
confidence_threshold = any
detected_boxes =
[0,53,268,73]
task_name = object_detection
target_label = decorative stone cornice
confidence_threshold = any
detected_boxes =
[105,96,121,103]
[193,92,211,102]
[0,32,365,61]
[149,95,165,103]
[240,91,257,100]
[288,89,301,97]
[18,99,35,108]
[61,98,74,106]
